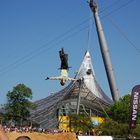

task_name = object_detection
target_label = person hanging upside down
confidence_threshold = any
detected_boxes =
[45,48,76,86]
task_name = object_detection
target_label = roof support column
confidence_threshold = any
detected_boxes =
[76,78,83,115]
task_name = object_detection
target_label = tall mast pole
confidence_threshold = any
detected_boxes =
[89,0,119,101]
[76,79,82,115]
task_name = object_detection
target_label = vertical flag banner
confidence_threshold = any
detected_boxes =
[129,85,140,129]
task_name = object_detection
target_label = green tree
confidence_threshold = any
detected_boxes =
[4,84,36,126]
[99,94,140,137]
[69,114,94,134]
[106,94,130,123]
[98,119,129,137]
[105,94,140,124]
[98,118,140,137]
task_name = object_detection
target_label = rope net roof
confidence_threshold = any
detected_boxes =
[30,51,112,129]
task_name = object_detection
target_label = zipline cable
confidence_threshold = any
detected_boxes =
[107,16,140,54]
[0,0,136,76]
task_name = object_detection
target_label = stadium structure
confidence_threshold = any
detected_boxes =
[30,51,112,129]
[30,0,120,130]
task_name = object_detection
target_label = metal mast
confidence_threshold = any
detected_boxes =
[76,78,83,115]
[89,0,119,101]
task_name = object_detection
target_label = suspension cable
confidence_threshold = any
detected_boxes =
[107,16,140,54]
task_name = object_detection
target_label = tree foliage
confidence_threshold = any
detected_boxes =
[105,94,140,124]
[98,119,129,137]
[99,94,140,137]
[69,114,94,134]
[4,84,36,126]
[97,118,140,137]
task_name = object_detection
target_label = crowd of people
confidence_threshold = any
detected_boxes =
[0,125,64,140]
[2,125,64,134]
[2,126,44,133]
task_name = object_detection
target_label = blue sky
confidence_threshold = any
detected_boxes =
[0,0,140,104]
